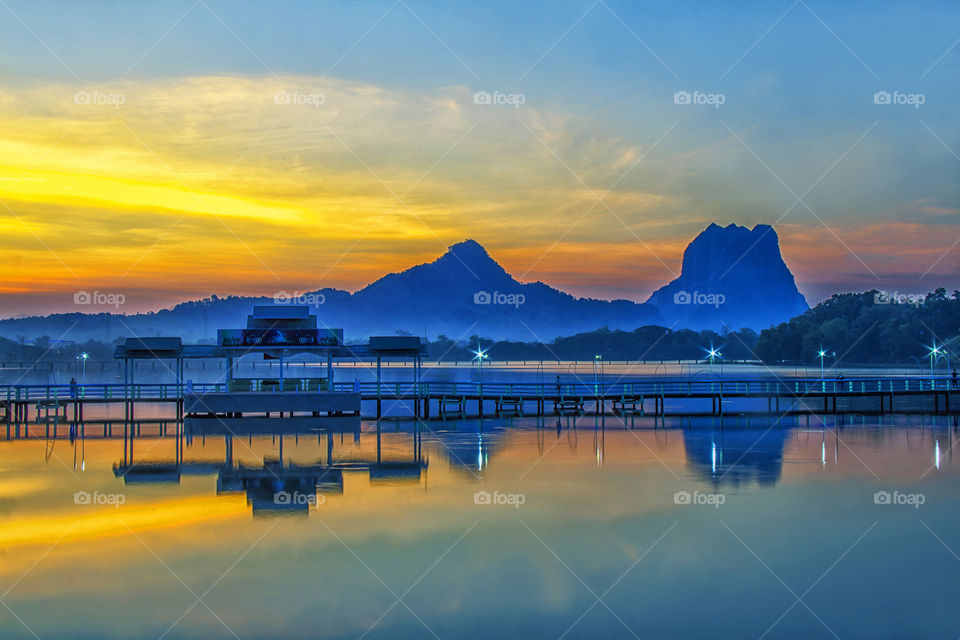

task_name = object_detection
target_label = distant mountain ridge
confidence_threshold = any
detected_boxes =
[646,223,808,330]
[0,239,665,343]
[0,225,809,342]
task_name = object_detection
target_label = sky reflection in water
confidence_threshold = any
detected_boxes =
[0,414,958,639]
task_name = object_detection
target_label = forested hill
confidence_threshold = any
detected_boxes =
[753,289,960,365]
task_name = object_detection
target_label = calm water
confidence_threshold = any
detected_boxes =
[1,412,959,639]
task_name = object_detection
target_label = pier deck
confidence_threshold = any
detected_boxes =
[2,375,958,431]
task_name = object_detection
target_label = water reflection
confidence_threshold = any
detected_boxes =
[13,412,960,518]
[113,417,427,515]
[683,428,790,487]
[427,418,509,477]
[2,410,960,639]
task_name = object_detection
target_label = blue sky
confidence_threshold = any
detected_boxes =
[0,0,958,313]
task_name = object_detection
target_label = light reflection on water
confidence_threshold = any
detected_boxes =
[0,413,958,639]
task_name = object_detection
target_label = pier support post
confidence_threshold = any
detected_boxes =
[376,356,382,418]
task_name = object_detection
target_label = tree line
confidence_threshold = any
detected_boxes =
[5,289,958,367]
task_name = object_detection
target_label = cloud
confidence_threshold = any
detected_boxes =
[0,74,678,310]
[0,72,957,314]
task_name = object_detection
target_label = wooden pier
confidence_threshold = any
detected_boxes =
[3,375,958,437]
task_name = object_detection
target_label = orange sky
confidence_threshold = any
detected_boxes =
[0,76,956,316]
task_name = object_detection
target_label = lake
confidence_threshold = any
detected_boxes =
[1,409,958,639]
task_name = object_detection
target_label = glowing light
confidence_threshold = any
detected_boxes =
[935,440,941,470]
[704,343,722,363]
[711,441,717,474]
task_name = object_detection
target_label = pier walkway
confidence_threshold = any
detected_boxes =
[2,375,958,430]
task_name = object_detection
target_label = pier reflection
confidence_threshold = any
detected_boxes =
[113,417,427,515]
[21,411,960,506]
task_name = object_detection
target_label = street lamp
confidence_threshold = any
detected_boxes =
[818,348,828,391]
[704,344,724,389]
[472,346,488,387]
[928,344,940,378]
[593,354,604,387]
[706,344,722,374]
[77,352,89,385]
[928,344,950,383]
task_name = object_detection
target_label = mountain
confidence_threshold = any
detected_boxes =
[349,239,664,341]
[646,223,808,331]
[0,240,665,343]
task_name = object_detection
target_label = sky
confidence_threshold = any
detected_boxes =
[0,0,958,316]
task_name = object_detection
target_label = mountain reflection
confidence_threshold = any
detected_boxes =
[427,418,510,477]
[682,420,790,487]
[100,413,875,508]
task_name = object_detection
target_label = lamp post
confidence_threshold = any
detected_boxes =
[77,352,89,385]
[472,346,488,388]
[929,344,940,378]
[472,346,488,415]
[707,346,722,377]
[818,349,828,391]
[929,344,950,386]
[705,344,723,394]
[593,354,604,387]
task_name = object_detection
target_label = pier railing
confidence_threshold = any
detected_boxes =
[333,377,956,397]
[2,376,956,404]
[1,382,224,403]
